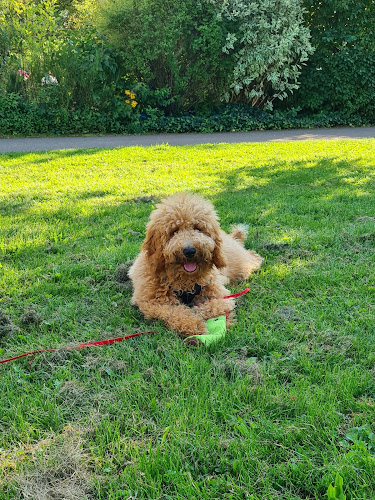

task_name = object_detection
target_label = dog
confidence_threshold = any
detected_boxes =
[129,193,263,340]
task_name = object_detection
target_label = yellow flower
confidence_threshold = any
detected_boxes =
[125,90,131,95]
[130,93,135,99]
[131,100,138,108]
[125,99,130,104]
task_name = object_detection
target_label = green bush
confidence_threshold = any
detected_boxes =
[99,0,313,113]
[0,0,64,95]
[0,0,142,134]
[98,0,231,113]
[1,93,370,137]
[0,91,140,135]
[48,29,120,112]
[288,0,375,118]
[215,0,313,109]
[1,0,374,135]
[140,105,367,134]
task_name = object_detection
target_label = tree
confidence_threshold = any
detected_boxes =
[98,0,231,112]
[216,0,314,109]
[99,0,313,111]
[292,0,375,117]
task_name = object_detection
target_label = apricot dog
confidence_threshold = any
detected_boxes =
[129,193,263,338]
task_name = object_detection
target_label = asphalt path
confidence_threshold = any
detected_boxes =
[0,126,374,153]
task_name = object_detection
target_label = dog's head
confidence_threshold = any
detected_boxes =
[141,193,226,284]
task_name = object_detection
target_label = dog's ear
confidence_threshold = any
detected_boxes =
[213,235,227,269]
[141,224,157,256]
[141,223,165,274]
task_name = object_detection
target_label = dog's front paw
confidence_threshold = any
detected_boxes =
[174,317,208,338]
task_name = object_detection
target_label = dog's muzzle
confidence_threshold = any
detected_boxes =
[183,247,197,272]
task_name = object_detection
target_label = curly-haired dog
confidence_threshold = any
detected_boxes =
[129,193,263,339]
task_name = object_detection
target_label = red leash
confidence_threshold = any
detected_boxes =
[0,288,250,365]
[0,331,152,365]
[223,287,250,300]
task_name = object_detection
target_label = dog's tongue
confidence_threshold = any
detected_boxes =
[184,262,197,272]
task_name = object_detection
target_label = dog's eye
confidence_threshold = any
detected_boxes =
[193,225,201,232]
[171,229,178,236]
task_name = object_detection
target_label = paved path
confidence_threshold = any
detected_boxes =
[0,127,374,153]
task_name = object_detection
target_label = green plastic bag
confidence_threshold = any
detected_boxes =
[184,315,226,346]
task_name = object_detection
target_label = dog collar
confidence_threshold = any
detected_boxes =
[173,284,202,307]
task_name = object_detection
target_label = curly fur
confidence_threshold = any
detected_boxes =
[129,193,263,337]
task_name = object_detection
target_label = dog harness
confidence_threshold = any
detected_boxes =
[173,284,202,306]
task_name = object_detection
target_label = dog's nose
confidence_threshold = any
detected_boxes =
[183,247,196,258]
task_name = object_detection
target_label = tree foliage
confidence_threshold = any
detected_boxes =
[0,0,63,88]
[98,0,231,112]
[290,0,375,117]
[0,0,374,135]
[0,0,122,113]
[99,0,313,111]
[216,0,313,109]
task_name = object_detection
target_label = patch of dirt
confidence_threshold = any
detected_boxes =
[215,347,263,385]
[114,262,132,282]
[127,229,142,237]
[28,349,77,373]
[285,249,313,259]
[143,367,155,380]
[114,262,134,289]
[262,242,290,252]
[0,309,20,340]
[132,196,154,203]
[70,253,88,262]
[357,232,375,243]
[83,354,127,375]
[114,234,124,244]
[278,248,314,264]
[231,357,262,384]
[45,244,58,254]
[13,426,95,500]
[20,308,43,327]
[356,216,375,222]
[58,381,91,408]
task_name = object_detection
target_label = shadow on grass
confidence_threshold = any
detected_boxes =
[209,157,374,229]
[0,147,111,163]
[1,153,374,262]
[1,150,373,269]
[211,157,374,196]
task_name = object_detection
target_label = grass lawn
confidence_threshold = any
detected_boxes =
[0,139,374,499]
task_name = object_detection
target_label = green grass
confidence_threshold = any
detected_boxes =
[0,140,374,499]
